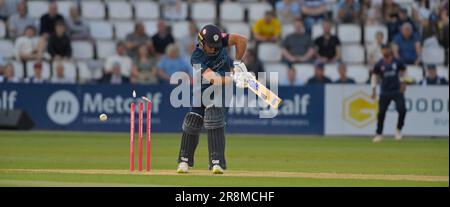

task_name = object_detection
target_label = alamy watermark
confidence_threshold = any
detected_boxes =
[169,70,280,119]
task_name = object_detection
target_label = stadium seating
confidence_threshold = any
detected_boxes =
[220,2,245,22]
[281,24,295,39]
[88,21,114,40]
[347,65,369,83]
[324,64,340,81]
[0,40,14,59]
[26,60,51,79]
[77,60,103,81]
[247,3,273,22]
[1,0,446,87]
[133,1,160,20]
[10,60,25,79]
[312,23,336,40]
[95,40,116,59]
[113,21,135,40]
[52,61,77,82]
[107,1,133,20]
[422,46,446,65]
[56,1,75,18]
[171,21,190,40]
[191,2,216,22]
[0,20,6,39]
[294,64,315,85]
[337,24,361,44]
[143,20,158,37]
[364,24,388,44]
[437,65,449,80]
[341,45,365,64]
[258,43,282,63]
[72,40,94,60]
[161,1,188,21]
[223,22,251,39]
[27,1,48,18]
[264,63,290,86]
[406,65,424,83]
[81,1,106,19]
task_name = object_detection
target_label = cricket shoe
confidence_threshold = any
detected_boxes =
[212,165,224,174]
[176,162,189,174]
[372,135,383,143]
[395,129,403,140]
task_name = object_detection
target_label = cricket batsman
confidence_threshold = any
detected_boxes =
[176,24,251,174]
[371,44,408,143]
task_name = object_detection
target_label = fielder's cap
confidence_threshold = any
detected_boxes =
[199,24,223,48]
[426,64,437,70]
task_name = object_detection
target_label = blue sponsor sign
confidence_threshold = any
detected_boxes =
[226,85,324,134]
[0,83,324,134]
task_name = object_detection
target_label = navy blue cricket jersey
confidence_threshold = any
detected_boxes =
[191,33,234,90]
[373,58,406,95]
[191,33,234,107]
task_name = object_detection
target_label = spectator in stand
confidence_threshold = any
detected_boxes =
[300,0,328,33]
[314,20,341,63]
[162,0,184,21]
[335,63,356,84]
[14,26,46,61]
[412,0,435,28]
[7,0,35,39]
[382,0,402,41]
[66,6,90,40]
[178,20,198,63]
[47,21,72,60]
[361,0,383,25]
[0,63,21,83]
[337,0,360,23]
[252,11,281,43]
[281,18,315,85]
[156,44,191,83]
[50,62,75,84]
[367,31,385,67]
[99,62,130,85]
[133,44,158,84]
[104,41,134,78]
[390,8,417,40]
[0,0,19,20]
[392,23,421,65]
[420,64,448,86]
[243,48,265,79]
[39,1,64,36]
[275,0,301,25]
[307,62,332,85]
[126,22,153,58]
[152,19,175,57]
[26,62,47,83]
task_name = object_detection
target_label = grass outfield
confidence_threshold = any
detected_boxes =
[0,131,448,187]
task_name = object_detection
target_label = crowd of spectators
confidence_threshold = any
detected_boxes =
[0,0,448,86]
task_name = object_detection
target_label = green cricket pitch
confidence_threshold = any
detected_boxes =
[0,131,448,187]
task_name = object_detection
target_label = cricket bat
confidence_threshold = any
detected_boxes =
[246,77,282,109]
